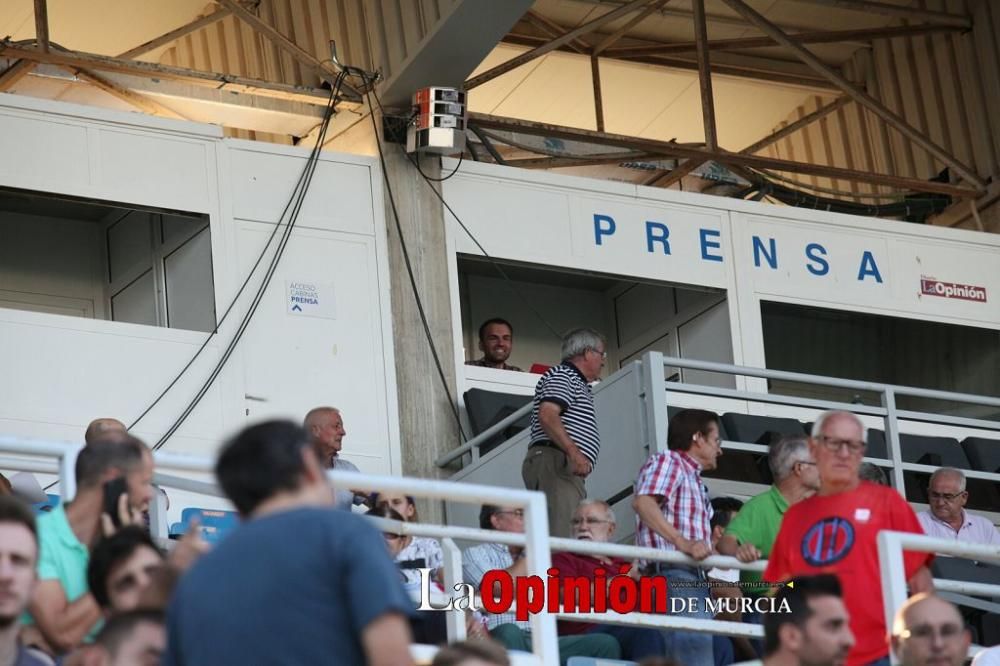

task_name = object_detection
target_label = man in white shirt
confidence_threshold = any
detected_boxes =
[916,468,1000,545]
[304,406,365,508]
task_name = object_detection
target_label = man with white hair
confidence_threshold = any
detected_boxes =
[304,406,364,508]
[765,410,934,666]
[718,435,820,594]
[891,593,970,666]
[917,468,1000,545]
[550,500,665,660]
[522,328,606,538]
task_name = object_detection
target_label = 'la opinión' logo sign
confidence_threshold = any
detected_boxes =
[920,277,987,303]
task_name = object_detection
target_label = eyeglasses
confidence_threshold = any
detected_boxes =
[383,533,403,541]
[816,436,866,454]
[928,491,966,502]
[571,517,612,526]
[495,509,525,519]
[796,461,817,468]
[897,623,964,642]
[588,348,607,360]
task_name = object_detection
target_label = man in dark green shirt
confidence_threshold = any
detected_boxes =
[717,435,819,593]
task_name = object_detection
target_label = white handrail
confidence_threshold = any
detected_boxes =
[878,531,1000,665]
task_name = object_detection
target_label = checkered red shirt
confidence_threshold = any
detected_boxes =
[634,450,713,550]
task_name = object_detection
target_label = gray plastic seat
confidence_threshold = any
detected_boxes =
[720,413,807,445]
[962,436,1000,474]
[463,389,531,455]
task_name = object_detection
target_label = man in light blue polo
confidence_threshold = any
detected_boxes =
[26,434,154,655]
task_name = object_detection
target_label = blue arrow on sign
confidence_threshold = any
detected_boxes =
[292,304,303,312]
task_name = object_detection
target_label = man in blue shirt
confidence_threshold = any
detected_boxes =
[163,420,414,666]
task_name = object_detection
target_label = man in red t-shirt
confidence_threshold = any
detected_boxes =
[551,500,665,661]
[764,411,933,666]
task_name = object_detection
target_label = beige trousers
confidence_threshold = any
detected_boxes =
[521,445,586,538]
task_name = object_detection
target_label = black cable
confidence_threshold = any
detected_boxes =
[364,85,469,443]
[151,78,343,451]
[39,80,342,488]
[410,151,464,182]
[469,125,506,164]
[127,96,332,433]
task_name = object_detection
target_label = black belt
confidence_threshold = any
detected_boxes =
[529,440,562,452]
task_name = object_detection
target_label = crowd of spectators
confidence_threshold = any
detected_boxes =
[0,320,996,665]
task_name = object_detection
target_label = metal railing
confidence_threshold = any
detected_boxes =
[5,435,1000,664]
[878,532,1000,664]
[650,352,1000,494]
[442,352,1000,495]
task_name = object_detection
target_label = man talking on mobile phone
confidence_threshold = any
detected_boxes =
[23,433,154,657]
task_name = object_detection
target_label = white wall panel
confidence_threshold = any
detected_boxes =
[0,95,399,494]
[227,143,376,235]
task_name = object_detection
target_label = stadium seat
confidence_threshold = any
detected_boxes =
[962,436,1000,474]
[861,428,889,460]
[720,413,807,445]
[178,508,239,545]
[566,658,638,666]
[464,389,532,455]
[31,493,60,515]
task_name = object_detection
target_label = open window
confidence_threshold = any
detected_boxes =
[0,187,216,332]
[457,255,735,387]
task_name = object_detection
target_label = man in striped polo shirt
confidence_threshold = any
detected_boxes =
[522,328,606,538]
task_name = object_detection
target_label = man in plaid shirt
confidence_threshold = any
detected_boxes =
[633,408,723,665]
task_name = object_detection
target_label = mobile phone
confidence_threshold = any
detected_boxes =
[102,477,129,528]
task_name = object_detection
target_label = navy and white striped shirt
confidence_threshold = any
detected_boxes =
[528,362,600,466]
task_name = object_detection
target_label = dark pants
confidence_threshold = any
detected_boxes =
[586,623,665,660]
[522,445,585,538]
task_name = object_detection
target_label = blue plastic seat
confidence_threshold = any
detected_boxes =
[178,507,240,544]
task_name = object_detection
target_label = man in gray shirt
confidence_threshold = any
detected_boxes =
[304,406,364,508]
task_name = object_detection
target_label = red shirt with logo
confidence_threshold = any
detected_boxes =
[763,481,932,666]
[551,552,632,635]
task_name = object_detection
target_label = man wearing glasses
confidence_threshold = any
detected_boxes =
[891,593,970,666]
[462,504,621,664]
[765,410,934,666]
[917,468,1000,545]
[550,500,665,660]
[522,328,607,538]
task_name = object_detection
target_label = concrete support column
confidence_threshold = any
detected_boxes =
[379,133,459,521]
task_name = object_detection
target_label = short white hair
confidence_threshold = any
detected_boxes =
[811,410,867,443]
[929,467,966,491]
[576,499,615,525]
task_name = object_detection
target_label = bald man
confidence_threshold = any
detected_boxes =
[84,419,127,446]
[891,593,970,666]
[303,407,363,509]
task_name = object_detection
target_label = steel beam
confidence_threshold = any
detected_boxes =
[34,0,49,52]
[468,112,979,197]
[604,23,965,57]
[214,0,362,99]
[740,96,850,154]
[692,0,716,150]
[118,8,233,59]
[465,0,651,90]
[0,43,338,107]
[719,0,986,189]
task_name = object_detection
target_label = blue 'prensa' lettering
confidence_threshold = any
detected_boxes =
[753,236,777,269]
[645,221,670,254]
[700,229,723,262]
[805,243,829,276]
[593,214,616,246]
[857,251,883,283]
